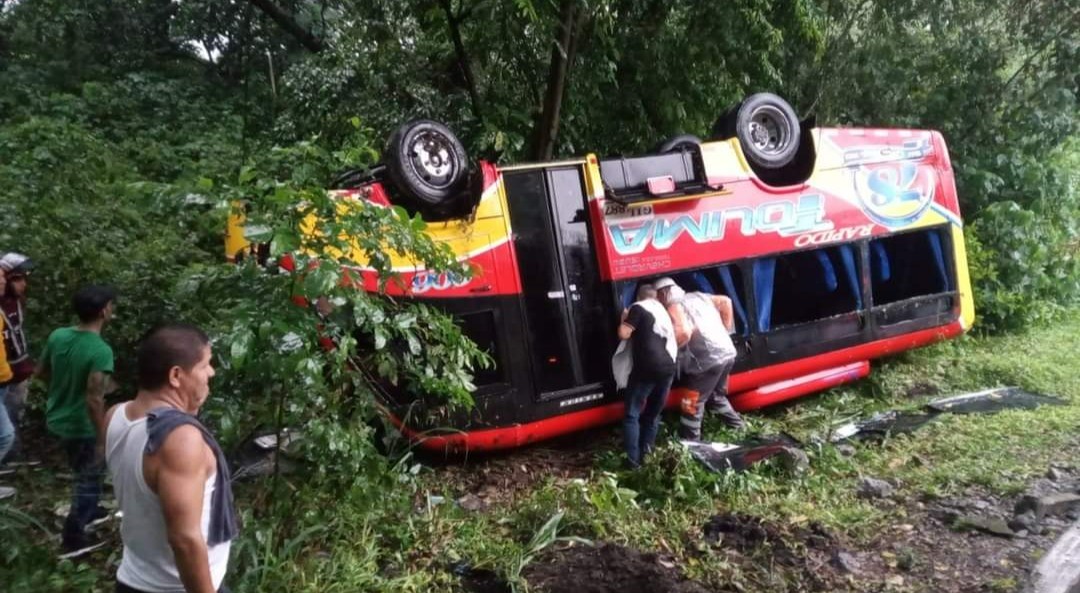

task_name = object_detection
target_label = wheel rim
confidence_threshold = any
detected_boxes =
[408,130,457,188]
[745,105,793,156]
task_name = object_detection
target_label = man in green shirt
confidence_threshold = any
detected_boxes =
[38,285,116,554]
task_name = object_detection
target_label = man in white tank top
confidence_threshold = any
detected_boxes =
[105,324,232,593]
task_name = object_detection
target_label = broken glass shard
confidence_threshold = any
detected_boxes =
[830,410,940,442]
[683,434,801,472]
[925,387,1067,415]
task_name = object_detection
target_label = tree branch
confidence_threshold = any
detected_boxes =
[247,0,324,53]
[1000,10,1079,94]
[530,0,580,160]
[439,0,484,123]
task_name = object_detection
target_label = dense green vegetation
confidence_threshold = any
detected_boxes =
[0,0,1077,591]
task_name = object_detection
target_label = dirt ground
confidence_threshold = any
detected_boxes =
[443,437,1080,593]
[523,543,713,593]
[426,427,612,508]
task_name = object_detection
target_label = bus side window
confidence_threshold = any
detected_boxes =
[870,228,952,306]
[457,310,508,389]
[708,265,748,336]
[755,245,862,331]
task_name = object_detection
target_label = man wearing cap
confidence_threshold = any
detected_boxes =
[0,253,34,462]
[653,277,746,440]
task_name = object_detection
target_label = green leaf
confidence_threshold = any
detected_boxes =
[270,229,301,256]
[243,224,273,243]
[230,329,254,368]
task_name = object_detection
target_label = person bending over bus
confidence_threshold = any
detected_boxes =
[653,277,745,439]
[614,284,677,468]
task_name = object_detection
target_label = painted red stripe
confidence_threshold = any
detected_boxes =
[389,321,963,454]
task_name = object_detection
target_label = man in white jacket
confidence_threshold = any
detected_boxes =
[614,284,677,468]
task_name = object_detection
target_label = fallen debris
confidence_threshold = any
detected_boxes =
[955,515,1015,538]
[830,410,940,442]
[457,493,485,512]
[682,434,801,473]
[57,541,108,560]
[1015,493,1080,521]
[857,477,895,500]
[836,443,857,457]
[1025,517,1080,593]
[1046,467,1066,481]
[1009,511,1039,534]
[831,550,861,574]
[924,387,1067,415]
[231,429,304,480]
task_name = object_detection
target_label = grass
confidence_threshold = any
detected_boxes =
[430,310,1080,587]
[2,311,1078,591]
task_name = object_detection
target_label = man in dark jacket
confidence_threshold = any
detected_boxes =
[615,284,677,467]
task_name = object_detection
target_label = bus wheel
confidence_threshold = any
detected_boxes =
[385,119,469,208]
[732,93,800,169]
[656,134,702,153]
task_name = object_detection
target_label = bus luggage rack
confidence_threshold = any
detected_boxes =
[599,151,711,203]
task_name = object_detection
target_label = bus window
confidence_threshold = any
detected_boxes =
[615,265,749,336]
[457,310,508,389]
[705,265,748,336]
[754,245,862,331]
[870,228,952,306]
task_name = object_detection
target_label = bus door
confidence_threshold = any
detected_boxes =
[503,166,611,401]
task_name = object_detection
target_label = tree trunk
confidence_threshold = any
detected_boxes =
[530,0,581,161]
[247,0,324,53]
[439,0,484,123]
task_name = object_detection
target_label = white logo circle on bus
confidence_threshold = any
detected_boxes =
[853,162,936,228]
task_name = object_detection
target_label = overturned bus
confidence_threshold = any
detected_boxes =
[227,93,974,453]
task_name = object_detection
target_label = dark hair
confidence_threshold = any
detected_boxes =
[72,285,117,323]
[137,323,211,390]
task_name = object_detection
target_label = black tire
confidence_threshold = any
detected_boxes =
[384,120,469,207]
[710,103,740,140]
[731,93,800,169]
[656,134,703,153]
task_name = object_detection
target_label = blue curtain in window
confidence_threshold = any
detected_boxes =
[686,271,714,294]
[838,244,863,309]
[753,258,775,332]
[871,241,890,282]
[927,231,950,291]
[620,282,637,309]
[716,266,747,333]
[815,250,838,292]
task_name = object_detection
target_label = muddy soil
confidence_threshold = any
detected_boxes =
[847,482,1079,592]
[440,431,1080,592]
[523,543,712,593]
[700,512,844,591]
[427,427,612,508]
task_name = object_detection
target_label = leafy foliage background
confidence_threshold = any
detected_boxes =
[0,0,1076,590]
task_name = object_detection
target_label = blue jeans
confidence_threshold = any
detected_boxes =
[62,438,104,546]
[0,386,12,462]
[622,373,674,467]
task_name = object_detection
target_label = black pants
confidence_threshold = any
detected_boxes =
[61,438,104,545]
[116,581,230,593]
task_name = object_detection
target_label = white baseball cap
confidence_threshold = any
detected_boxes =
[653,277,678,291]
